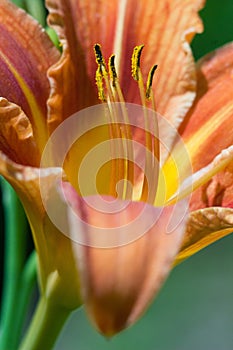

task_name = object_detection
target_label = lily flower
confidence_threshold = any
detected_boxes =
[0,0,233,339]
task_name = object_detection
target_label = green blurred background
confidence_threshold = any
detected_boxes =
[55,0,233,349]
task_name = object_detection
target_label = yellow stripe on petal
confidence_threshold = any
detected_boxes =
[168,146,233,205]
[162,44,233,206]
[175,228,233,265]
[185,101,233,165]
[181,43,233,173]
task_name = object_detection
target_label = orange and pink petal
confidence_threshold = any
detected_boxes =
[0,0,59,151]
[180,42,233,172]
[61,181,188,335]
[46,0,204,139]
[162,43,233,201]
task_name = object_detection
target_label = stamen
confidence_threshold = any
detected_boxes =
[131,45,144,81]
[94,45,125,197]
[93,43,159,203]
[146,64,158,100]
[132,47,158,203]
[108,55,134,199]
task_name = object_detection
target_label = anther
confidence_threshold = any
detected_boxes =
[146,64,158,100]
[109,55,118,87]
[131,45,144,81]
[94,44,106,69]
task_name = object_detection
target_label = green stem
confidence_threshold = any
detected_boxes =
[19,297,71,350]
[13,251,38,346]
[0,179,28,349]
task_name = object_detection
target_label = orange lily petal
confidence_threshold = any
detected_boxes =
[162,43,233,199]
[120,0,205,129]
[46,0,99,132]
[175,207,233,265]
[46,0,204,136]
[0,0,59,152]
[0,98,40,166]
[190,161,233,211]
[178,43,233,210]
[61,181,188,335]
[180,42,233,172]
[158,44,233,264]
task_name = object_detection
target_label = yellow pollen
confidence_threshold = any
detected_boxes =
[95,67,106,102]
[94,44,114,102]
[131,45,144,81]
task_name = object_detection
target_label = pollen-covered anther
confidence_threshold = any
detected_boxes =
[94,43,106,69]
[94,44,111,102]
[131,45,144,81]
[146,64,158,100]
[108,55,117,87]
[94,44,157,107]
